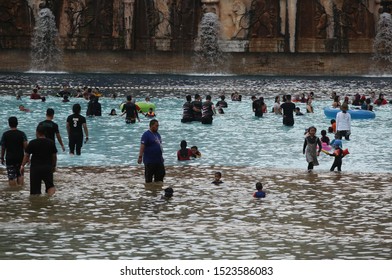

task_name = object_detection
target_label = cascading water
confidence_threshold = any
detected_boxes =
[194,12,227,72]
[373,12,392,63]
[30,8,62,71]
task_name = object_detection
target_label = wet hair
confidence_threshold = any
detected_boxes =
[286,94,292,101]
[33,88,38,93]
[164,187,174,198]
[46,108,55,116]
[126,95,132,101]
[295,107,300,111]
[72,103,81,114]
[8,116,18,128]
[215,171,222,178]
[179,140,188,158]
[330,119,336,124]
[256,182,263,191]
[36,124,46,135]
[275,95,280,102]
[321,129,327,136]
[186,95,191,102]
[206,95,211,100]
[308,126,317,133]
[149,119,158,127]
[195,94,200,99]
[220,95,225,100]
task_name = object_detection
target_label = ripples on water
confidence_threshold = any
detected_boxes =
[0,74,391,259]
[0,166,391,260]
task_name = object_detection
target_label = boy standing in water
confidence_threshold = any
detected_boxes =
[253,182,266,198]
[328,140,344,172]
[212,172,223,185]
[280,94,296,126]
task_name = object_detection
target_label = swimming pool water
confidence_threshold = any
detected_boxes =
[0,73,391,173]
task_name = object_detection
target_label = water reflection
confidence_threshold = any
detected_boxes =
[1,166,391,260]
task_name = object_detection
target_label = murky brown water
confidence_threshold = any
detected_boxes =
[0,166,391,259]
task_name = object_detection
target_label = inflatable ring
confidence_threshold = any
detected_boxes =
[136,102,156,113]
[322,142,331,151]
[323,107,375,119]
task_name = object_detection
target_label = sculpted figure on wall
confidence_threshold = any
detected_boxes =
[316,0,369,39]
[229,0,249,39]
[316,0,334,39]
[154,0,171,38]
[64,0,87,37]
[340,0,365,36]
[249,0,274,38]
[171,0,196,40]
[0,0,33,35]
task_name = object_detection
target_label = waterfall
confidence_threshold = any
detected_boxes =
[373,12,392,63]
[194,12,227,72]
[30,8,62,71]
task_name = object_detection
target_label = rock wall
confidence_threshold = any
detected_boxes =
[0,0,381,53]
[1,0,389,75]
[1,49,388,76]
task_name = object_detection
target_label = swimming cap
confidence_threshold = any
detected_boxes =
[334,140,342,147]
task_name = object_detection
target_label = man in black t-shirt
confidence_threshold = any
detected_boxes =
[39,108,65,152]
[181,95,194,123]
[21,124,57,195]
[280,94,296,126]
[1,117,28,187]
[191,94,202,122]
[121,95,140,124]
[66,103,89,155]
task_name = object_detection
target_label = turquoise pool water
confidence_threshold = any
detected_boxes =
[1,73,391,173]
[1,73,391,261]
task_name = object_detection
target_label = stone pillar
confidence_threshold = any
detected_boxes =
[201,0,220,17]
[123,0,135,50]
[287,0,297,53]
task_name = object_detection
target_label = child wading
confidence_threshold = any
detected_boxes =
[327,140,346,171]
[303,126,322,172]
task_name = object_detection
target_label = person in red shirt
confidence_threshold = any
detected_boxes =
[177,140,192,161]
[30,88,41,100]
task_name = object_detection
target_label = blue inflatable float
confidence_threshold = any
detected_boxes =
[323,107,375,119]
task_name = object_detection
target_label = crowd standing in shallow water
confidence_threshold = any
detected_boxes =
[1,84,390,196]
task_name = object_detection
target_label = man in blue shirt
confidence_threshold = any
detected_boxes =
[137,119,165,183]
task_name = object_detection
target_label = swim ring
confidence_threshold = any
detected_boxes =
[136,102,156,113]
[322,142,331,151]
[323,107,375,119]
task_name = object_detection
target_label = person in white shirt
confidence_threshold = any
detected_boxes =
[336,103,351,140]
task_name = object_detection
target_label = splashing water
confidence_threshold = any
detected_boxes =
[194,12,227,71]
[373,12,392,63]
[30,8,62,71]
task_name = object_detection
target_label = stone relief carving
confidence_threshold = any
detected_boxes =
[0,0,33,34]
[229,0,249,39]
[315,0,332,39]
[316,0,368,39]
[64,0,88,36]
[154,0,171,38]
[340,0,365,35]
[171,0,196,39]
[249,0,275,38]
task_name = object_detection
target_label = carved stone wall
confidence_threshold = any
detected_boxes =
[0,0,381,53]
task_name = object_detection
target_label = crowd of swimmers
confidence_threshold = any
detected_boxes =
[8,85,392,198]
